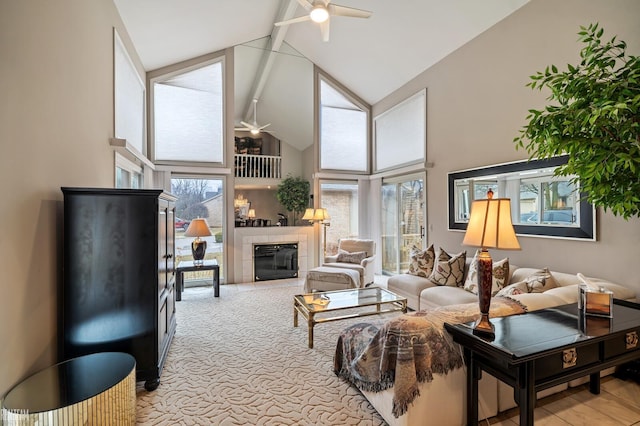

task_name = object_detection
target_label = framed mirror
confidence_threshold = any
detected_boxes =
[448,155,596,240]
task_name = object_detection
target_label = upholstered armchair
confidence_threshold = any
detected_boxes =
[323,238,376,286]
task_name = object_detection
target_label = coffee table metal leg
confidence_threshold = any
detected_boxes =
[308,312,315,349]
[293,303,299,327]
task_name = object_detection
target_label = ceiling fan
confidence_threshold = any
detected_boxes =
[236,99,271,135]
[275,0,372,42]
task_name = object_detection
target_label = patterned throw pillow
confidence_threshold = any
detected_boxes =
[336,251,367,264]
[524,268,557,293]
[428,248,466,287]
[407,244,436,278]
[495,269,557,296]
[463,250,510,295]
[495,280,529,296]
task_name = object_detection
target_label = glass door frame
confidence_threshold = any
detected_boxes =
[381,173,426,275]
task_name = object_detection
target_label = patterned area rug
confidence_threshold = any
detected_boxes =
[136,283,392,425]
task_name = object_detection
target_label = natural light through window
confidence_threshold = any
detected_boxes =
[153,61,224,163]
[319,79,367,172]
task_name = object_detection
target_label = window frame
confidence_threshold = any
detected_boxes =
[149,54,226,167]
[374,89,426,173]
[448,156,596,241]
[317,72,370,174]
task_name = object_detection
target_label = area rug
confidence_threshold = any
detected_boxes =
[136,283,391,425]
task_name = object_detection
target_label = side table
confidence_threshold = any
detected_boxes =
[176,259,220,301]
[445,300,640,425]
[1,352,136,425]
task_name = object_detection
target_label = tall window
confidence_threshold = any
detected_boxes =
[114,29,145,156]
[171,176,225,281]
[153,60,224,163]
[381,176,425,275]
[320,181,359,255]
[319,77,368,172]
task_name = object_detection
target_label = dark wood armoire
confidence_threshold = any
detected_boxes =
[60,187,177,391]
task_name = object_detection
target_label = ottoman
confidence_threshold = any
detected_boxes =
[304,266,361,293]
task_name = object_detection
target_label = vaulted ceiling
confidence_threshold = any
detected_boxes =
[114,0,529,151]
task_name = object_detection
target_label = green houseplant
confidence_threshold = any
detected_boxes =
[276,175,310,225]
[514,23,640,219]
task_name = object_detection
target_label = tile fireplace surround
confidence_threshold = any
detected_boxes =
[233,226,316,283]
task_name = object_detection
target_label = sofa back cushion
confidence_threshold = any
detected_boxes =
[338,238,375,257]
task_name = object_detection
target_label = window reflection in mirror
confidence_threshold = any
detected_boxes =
[448,156,595,240]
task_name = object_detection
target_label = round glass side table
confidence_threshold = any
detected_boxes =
[2,352,136,425]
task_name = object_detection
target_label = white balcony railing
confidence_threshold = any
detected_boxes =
[234,154,282,179]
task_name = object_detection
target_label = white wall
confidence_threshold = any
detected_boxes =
[0,0,143,396]
[373,0,640,295]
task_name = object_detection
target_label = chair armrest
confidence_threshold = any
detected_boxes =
[360,256,375,267]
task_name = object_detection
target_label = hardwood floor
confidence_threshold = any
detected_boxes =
[487,376,640,425]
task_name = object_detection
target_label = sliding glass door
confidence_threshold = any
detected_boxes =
[381,176,425,275]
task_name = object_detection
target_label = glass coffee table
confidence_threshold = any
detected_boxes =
[293,287,407,348]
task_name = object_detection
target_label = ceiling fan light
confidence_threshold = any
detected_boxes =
[250,128,260,135]
[310,6,329,23]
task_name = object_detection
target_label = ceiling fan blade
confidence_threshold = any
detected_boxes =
[240,121,255,130]
[320,19,330,42]
[274,15,311,27]
[296,0,313,12]
[257,123,271,130]
[328,4,372,19]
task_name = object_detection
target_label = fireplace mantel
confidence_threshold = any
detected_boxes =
[233,226,317,283]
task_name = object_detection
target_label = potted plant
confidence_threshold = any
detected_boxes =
[276,175,310,225]
[514,23,640,219]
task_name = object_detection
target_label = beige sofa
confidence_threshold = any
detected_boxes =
[359,264,637,425]
[323,238,376,286]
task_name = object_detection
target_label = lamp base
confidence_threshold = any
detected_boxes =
[473,249,495,340]
[472,314,495,339]
[191,238,207,266]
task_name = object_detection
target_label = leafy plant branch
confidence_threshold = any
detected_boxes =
[514,23,640,219]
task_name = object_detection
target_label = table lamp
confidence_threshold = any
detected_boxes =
[463,190,520,338]
[184,218,212,265]
[247,208,256,226]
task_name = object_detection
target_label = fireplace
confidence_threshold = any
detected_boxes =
[254,243,298,281]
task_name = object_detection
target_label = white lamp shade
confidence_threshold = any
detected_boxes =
[184,218,212,238]
[247,209,256,219]
[313,208,330,222]
[463,198,520,250]
[302,208,330,222]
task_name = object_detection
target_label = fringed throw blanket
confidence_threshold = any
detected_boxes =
[333,297,526,418]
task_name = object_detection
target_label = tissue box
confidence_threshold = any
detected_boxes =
[584,288,613,318]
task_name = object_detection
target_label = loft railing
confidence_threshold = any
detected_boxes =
[234,154,282,179]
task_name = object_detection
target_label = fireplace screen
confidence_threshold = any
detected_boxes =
[254,243,298,281]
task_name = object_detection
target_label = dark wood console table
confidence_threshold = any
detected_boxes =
[445,300,640,425]
[176,259,220,301]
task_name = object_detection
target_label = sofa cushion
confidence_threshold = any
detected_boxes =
[420,286,478,308]
[429,249,466,287]
[463,251,510,295]
[407,244,435,278]
[336,250,367,264]
[388,273,439,310]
